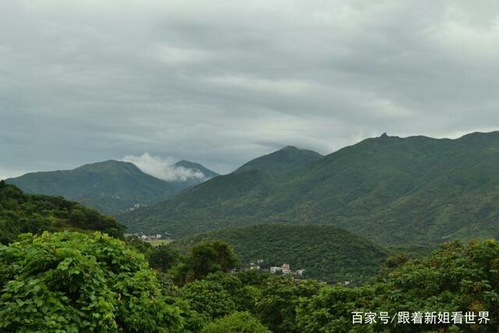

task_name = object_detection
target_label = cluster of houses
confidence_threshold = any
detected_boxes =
[136,232,172,241]
[269,263,305,276]
[140,234,163,241]
[246,260,305,277]
[125,203,148,212]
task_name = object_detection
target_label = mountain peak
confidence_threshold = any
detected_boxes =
[280,145,299,151]
[75,160,141,175]
[234,146,323,175]
[173,160,219,179]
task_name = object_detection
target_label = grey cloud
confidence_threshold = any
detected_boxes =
[1,0,499,178]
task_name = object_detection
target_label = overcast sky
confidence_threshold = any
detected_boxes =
[2,0,499,179]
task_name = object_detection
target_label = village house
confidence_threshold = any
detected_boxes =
[270,263,303,276]
[139,234,163,241]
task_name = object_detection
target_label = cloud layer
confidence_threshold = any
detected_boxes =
[1,0,499,177]
[122,153,206,182]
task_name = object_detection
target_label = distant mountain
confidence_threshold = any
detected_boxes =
[234,146,323,175]
[172,160,220,186]
[174,160,219,178]
[172,224,388,284]
[120,146,323,234]
[0,181,124,244]
[120,132,499,246]
[6,160,218,215]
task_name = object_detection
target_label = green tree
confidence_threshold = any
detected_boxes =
[149,244,180,272]
[0,231,183,332]
[181,279,237,323]
[256,276,322,333]
[175,240,239,284]
[294,240,499,333]
[368,240,499,333]
[201,312,271,333]
[125,234,154,256]
[295,285,375,333]
[205,272,259,313]
[0,183,126,244]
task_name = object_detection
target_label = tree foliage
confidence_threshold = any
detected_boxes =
[295,285,375,333]
[296,240,499,333]
[200,311,271,333]
[0,231,182,332]
[124,236,180,273]
[181,279,237,323]
[369,240,499,332]
[148,244,180,272]
[174,240,239,284]
[0,181,125,244]
[256,276,322,333]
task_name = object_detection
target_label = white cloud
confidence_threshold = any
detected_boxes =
[122,153,206,182]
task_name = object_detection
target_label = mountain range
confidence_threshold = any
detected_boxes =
[121,131,499,246]
[6,159,218,215]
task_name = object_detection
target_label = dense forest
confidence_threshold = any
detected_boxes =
[1,228,498,332]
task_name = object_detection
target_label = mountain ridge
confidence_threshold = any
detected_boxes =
[234,145,323,175]
[6,159,218,215]
[121,131,499,246]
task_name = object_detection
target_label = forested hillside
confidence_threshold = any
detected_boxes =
[122,131,499,246]
[0,180,124,244]
[172,224,388,284]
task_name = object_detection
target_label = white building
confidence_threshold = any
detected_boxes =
[270,266,282,274]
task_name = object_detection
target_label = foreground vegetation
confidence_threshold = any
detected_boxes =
[1,228,499,332]
[0,232,181,332]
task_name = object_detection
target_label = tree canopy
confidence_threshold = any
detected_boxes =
[0,181,125,244]
[200,312,271,333]
[0,231,183,332]
[174,240,239,285]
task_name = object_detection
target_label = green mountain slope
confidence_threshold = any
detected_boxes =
[172,224,388,284]
[234,146,323,175]
[6,160,218,215]
[121,146,323,235]
[174,160,219,179]
[0,180,124,244]
[121,132,499,246]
